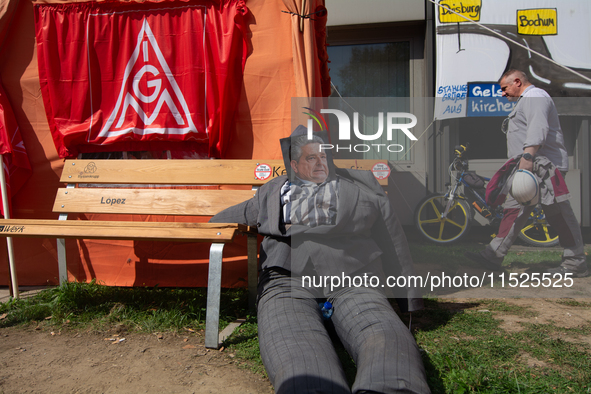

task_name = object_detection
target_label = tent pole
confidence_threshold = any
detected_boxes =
[0,154,18,299]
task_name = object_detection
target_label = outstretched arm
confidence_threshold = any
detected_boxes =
[209,192,260,226]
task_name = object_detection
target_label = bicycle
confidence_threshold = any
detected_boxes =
[414,144,559,246]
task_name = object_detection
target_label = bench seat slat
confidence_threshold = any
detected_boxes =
[53,188,256,216]
[0,219,239,243]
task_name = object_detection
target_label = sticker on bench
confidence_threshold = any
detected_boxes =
[75,162,100,179]
[84,162,98,173]
[254,163,272,180]
[371,162,391,180]
[101,197,127,205]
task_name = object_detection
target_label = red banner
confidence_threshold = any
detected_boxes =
[0,83,32,217]
[35,1,247,158]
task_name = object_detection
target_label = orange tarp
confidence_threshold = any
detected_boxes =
[0,0,329,287]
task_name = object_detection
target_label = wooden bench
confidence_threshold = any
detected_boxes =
[0,158,389,348]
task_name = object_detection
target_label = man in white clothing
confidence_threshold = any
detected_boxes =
[466,69,588,278]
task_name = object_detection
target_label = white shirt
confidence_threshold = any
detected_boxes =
[505,85,568,171]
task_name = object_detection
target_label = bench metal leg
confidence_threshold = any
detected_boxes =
[205,243,224,349]
[56,188,73,285]
[5,237,19,298]
[57,238,67,285]
[247,234,257,311]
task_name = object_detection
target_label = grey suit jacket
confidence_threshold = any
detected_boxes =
[211,168,423,312]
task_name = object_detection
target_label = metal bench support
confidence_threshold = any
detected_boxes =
[56,184,74,285]
[56,236,67,284]
[205,242,225,349]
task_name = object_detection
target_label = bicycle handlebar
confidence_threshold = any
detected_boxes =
[454,143,469,158]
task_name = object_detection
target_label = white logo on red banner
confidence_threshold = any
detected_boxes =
[98,18,198,139]
[254,163,272,180]
[371,162,391,180]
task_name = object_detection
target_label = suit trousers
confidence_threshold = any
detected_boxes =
[256,268,430,394]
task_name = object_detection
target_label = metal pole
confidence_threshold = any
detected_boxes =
[0,154,18,298]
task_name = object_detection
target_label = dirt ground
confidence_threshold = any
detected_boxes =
[0,325,274,394]
[1,297,590,394]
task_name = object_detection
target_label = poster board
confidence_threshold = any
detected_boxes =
[435,0,591,119]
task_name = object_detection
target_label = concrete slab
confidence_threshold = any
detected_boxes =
[0,286,53,303]
[219,318,246,344]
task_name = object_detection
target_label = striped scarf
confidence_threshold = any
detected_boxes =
[281,178,338,227]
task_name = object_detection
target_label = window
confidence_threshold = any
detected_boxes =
[328,42,410,98]
[327,41,411,160]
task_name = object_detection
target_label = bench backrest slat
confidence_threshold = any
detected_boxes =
[60,159,389,186]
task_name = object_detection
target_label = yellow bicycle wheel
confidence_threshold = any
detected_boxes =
[517,206,560,247]
[414,193,472,244]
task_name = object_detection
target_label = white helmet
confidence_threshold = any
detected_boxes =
[511,169,539,206]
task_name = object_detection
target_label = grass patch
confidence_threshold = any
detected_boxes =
[0,280,248,333]
[411,299,591,393]
[481,299,539,318]
[519,321,591,338]
[410,243,469,271]
[419,242,591,271]
[505,249,564,270]
[554,299,591,308]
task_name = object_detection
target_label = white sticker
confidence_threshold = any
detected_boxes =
[371,162,391,180]
[254,163,272,180]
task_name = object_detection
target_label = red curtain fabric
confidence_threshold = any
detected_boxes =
[0,0,331,287]
[0,82,31,217]
[312,5,331,97]
[281,0,330,128]
[0,0,21,50]
[34,0,247,158]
